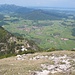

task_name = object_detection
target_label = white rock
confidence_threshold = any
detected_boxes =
[36,70,50,75]
[50,70,58,74]
[29,58,33,60]
[59,64,71,71]
[40,56,45,59]
[16,57,22,60]
[22,54,26,56]
[51,56,55,59]
[73,59,75,61]
[47,65,55,70]
[62,59,70,65]
[45,55,48,58]
[41,64,47,69]
[16,55,21,58]
[56,68,62,72]
[33,57,37,60]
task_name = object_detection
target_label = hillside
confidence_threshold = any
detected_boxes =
[0,4,33,13]
[0,26,12,42]
[0,26,41,58]
[0,4,68,20]
[0,51,75,75]
[23,10,67,20]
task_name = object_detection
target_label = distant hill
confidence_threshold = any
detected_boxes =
[0,4,68,20]
[0,4,33,13]
[23,10,68,20]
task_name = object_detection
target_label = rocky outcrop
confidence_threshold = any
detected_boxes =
[27,54,75,75]
[0,26,40,57]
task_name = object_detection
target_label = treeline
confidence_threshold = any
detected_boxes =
[0,14,4,20]
[72,28,75,36]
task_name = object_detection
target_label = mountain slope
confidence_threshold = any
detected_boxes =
[23,10,68,20]
[0,4,68,20]
[0,26,12,42]
[0,51,75,75]
[0,26,41,58]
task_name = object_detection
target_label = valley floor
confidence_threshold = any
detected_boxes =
[0,51,75,75]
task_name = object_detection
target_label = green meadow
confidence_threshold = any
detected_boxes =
[3,16,75,50]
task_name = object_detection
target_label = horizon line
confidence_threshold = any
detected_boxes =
[0,4,75,9]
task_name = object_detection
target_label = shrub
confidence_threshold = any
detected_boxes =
[46,47,56,52]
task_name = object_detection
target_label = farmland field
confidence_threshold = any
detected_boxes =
[0,5,74,50]
[3,16,75,50]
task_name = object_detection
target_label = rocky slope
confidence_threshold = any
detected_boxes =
[0,51,75,75]
[0,26,41,58]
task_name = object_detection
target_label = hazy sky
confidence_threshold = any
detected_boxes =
[0,0,75,8]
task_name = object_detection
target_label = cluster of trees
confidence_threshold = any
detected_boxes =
[0,14,4,20]
[72,28,75,36]
[0,21,9,26]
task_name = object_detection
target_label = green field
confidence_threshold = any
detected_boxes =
[3,16,75,50]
